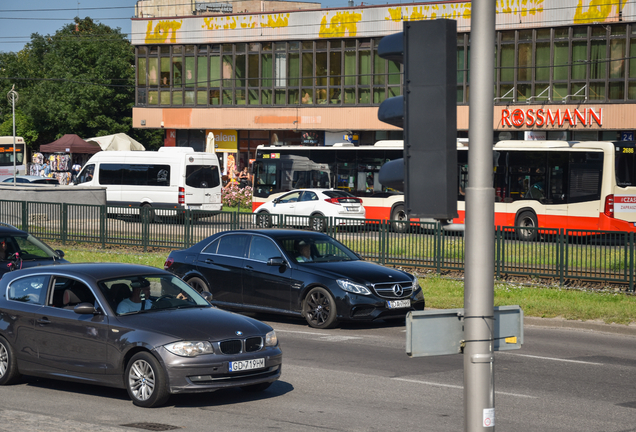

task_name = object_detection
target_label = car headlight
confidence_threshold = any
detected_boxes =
[164,341,214,357]
[337,279,371,295]
[412,277,421,291]
[265,330,278,347]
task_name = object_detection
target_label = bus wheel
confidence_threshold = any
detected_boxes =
[256,211,272,228]
[516,211,538,241]
[391,205,408,233]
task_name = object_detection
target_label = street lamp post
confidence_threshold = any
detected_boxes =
[7,85,19,186]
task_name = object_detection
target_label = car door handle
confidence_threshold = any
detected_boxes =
[204,259,214,264]
[245,265,254,271]
[37,317,51,325]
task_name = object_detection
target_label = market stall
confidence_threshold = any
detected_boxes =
[34,134,101,184]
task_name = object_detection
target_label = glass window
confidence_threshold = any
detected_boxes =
[590,39,606,79]
[553,41,569,81]
[197,55,207,88]
[223,55,233,87]
[99,164,170,186]
[572,41,588,80]
[248,236,281,262]
[217,234,249,257]
[161,57,170,87]
[609,38,625,79]
[210,56,221,87]
[517,42,532,81]
[500,44,515,82]
[8,275,49,305]
[236,54,246,87]
[302,52,313,87]
[262,53,273,88]
[148,58,158,86]
[172,56,183,87]
[275,52,287,87]
[138,58,147,86]
[288,52,299,87]
[185,57,195,86]
[316,52,327,87]
[359,47,370,86]
[186,165,220,188]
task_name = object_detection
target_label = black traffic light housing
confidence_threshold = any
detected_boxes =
[377,20,458,220]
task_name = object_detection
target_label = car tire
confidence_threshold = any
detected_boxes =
[256,211,272,228]
[141,203,160,224]
[125,352,170,408]
[516,211,538,241]
[391,205,408,233]
[240,382,273,392]
[187,276,210,294]
[303,287,338,329]
[309,214,326,232]
[0,337,21,385]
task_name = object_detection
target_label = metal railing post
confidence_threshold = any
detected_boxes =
[495,226,501,279]
[559,228,564,286]
[21,201,27,231]
[100,205,106,248]
[61,202,68,245]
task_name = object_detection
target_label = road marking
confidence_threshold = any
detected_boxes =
[273,329,330,336]
[500,352,604,365]
[392,378,537,399]
[273,329,363,342]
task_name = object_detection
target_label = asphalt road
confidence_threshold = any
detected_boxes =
[0,316,635,432]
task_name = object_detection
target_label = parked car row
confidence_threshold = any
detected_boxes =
[0,221,424,408]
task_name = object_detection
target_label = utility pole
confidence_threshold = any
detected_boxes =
[7,85,18,186]
[464,0,497,430]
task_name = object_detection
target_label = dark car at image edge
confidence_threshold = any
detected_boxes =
[164,229,425,329]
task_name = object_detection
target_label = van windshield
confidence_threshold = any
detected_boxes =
[186,165,220,188]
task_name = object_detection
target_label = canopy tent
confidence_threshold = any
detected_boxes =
[39,134,101,154]
[86,133,145,151]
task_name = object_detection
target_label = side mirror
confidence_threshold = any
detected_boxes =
[55,250,65,258]
[273,198,280,204]
[267,257,286,267]
[74,302,97,314]
[200,291,213,303]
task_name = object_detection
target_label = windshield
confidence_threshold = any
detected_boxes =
[98,274,211,315]
[277,235,359,263]
[0,234,60,261]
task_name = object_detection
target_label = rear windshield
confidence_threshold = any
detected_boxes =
[186,165,221,189]
[323,190,354,198]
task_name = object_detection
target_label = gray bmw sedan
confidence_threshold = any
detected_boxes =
[0,263,282,407]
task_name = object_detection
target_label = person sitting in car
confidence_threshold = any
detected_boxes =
[296,241,313,262]
[117,280,152,314]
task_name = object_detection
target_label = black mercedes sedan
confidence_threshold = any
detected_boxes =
[0,263,282,408]
[164,229,425,329]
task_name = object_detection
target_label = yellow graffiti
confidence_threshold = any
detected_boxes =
[496,0,544,16]
[386,7,402,22]
[574,0,622,24]
[319,11,362,38]
[145,20,182,44]
[385,2,473,22]
[261,13,290,28]
[223,18,237,30]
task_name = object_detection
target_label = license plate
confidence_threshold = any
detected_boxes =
[346,206,358,211]
[387,299,411,309]
[229,358,265,372]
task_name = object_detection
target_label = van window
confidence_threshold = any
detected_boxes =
[99,164,171,186]
[76,164,95,184]
[186,165,220,188]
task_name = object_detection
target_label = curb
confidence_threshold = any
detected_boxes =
[524,316,636,337]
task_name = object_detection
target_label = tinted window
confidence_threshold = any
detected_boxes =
[186,165,220,188]
[99,164,170,186]
[48,277,96,308]
[323,190,353,198]
[8,275,49,304]
[569,152,603,203]
[615,143,636,186]
[217,234,249,257]
[249,236,282,262]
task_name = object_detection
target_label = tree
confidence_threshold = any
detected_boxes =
[0,17,164,152]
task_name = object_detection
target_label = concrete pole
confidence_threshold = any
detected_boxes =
[464,0,496,431]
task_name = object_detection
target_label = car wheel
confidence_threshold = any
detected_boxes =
[309,214,326,232]
[125,352,170,408]
[256,211,272,228]
[0,337,20,385]
[303,287,338,329]
[187,276,210,294]
[391,205,408,233]
[240,382,273,392]
[141,203,160,224]
[516,211,538,241]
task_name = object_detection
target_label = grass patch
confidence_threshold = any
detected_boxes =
[422,275,636,325]
[50,243,636,326]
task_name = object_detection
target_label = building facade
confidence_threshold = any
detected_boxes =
[131,0,636,169]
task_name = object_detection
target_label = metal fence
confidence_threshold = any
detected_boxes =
[1,199,634,291]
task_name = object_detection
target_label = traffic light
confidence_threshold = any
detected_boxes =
[377,20,458,220]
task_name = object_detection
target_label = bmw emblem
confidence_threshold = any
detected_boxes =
[236,330,243,336]
[392,284,404,297]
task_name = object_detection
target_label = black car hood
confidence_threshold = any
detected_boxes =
[114,307,272,341]
[297,260,413,284]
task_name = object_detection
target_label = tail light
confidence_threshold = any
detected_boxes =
[178,187,185,204]
[164,257,174,270]
[324,197,362,205]
[604,194,614,218]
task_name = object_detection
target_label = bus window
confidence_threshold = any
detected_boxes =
[615,144,636,186]
[568,152,603,203]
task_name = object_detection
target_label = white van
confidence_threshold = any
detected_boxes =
[75,147,222,214]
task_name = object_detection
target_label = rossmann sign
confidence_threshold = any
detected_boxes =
[501,107,602,128]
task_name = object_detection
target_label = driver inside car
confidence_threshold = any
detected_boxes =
[117,279,153,314]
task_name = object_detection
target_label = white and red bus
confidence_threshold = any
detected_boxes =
[252,139,636,238]
[252,141,406,222]
[0,136,26,176]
